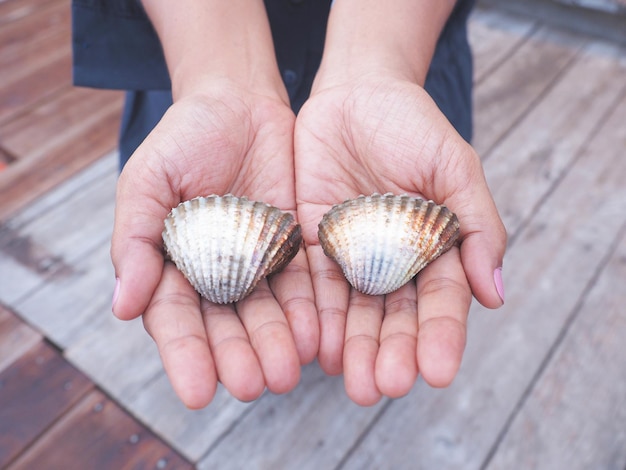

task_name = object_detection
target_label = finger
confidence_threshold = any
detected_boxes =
[201,298,266,402]
[444,149,507,309]
[143,262,217,409]
[460,213,507,308]
[111,162,176,321]
[306,245,350,375]
[268,248,319,365]
[235,279,301,395]
[343,291,384,406]
[416,247,471,388]
[375,281,419,398]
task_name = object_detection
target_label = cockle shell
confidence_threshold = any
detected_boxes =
[162,195,301,304]
[318,193,460,296]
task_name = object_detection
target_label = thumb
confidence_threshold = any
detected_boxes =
[110,160,176,320]
[444,150,507,309]
[459,201,507,309]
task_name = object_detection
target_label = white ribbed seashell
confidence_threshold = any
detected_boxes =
[318,193,460,296]
[162,195,301,304]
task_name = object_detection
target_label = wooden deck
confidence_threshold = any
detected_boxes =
[0,0,124,220]
[2,0,626,469]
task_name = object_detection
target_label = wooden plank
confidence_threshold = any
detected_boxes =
[0,52,71,125]
[0,305,41,372]
[472,25,585,157]
[3,201,157,402]
[2,150,117,233]
[469,6,538,83]
[551,0,626,14]
[199,362,386,469]
[483,39,626,233]
[0,87,124,158]
[127,374,253,461]
[0,0,67,50]
[61,293,165,401]
[7,168,116,256]
[0,153,117,305]
[339,58,626,470]
[0,97,121,220]
[485,228,626,469]
[14,241,116,349]
[0,0,71,126]
[0,341,92,467]
[0,21,71,87]
[8,389,193,470]
[478,0,626,46]
[0,0,61,26]
[0,158,115,324]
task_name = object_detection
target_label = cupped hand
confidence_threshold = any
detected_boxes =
[111,84,318,408]
[295,78,507,406]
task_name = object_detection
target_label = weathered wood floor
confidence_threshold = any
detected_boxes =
[0,0,124,220]
[2,1,626,469]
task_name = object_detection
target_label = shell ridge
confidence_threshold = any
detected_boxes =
[411,202,437,277]
[199,198,211,302]
[206,196,222,302]
[317,194,460,296]
[216,197,231,302]
[206,197,221,301]
[374,194,394,295]
[354,196,370,293]
[231,197,246,302]
[375,195,406,294]
[162,195,303,304]
[386,195,413,293]
[244,203,275,296]
[257,206,281,268]
[349,198,367,293]
[240,199,275,301]
[385,195,416,293]
[261,212,296,276]
[182,199,202,298]
[421,205,447,265]
[409,201,434,278]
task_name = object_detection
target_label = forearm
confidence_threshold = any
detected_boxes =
[141,0,286,101]
[315,0,455,88]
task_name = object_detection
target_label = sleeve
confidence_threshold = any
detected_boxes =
[425,0,475,143]
[71,0,171,90]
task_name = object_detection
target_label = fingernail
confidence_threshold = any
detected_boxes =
[494,267,505,304]
[112,277,120,310]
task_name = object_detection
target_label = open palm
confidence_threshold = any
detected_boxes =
[295,78,506,405]
[111,86,317,408]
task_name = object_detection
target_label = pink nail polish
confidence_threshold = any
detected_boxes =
[112,278,120,310]
[494,267,505,304]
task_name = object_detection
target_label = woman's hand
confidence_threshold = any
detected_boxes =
[295,77,506,406]
[112,85,318,409]
[110,0,319,409]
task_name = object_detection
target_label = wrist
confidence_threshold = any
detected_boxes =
[170,68,287,105]
[142,0,288,103]
[313,0,454,91]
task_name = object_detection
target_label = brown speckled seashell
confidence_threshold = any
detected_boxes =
[162,195,301,304]
[318,193,460,295]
